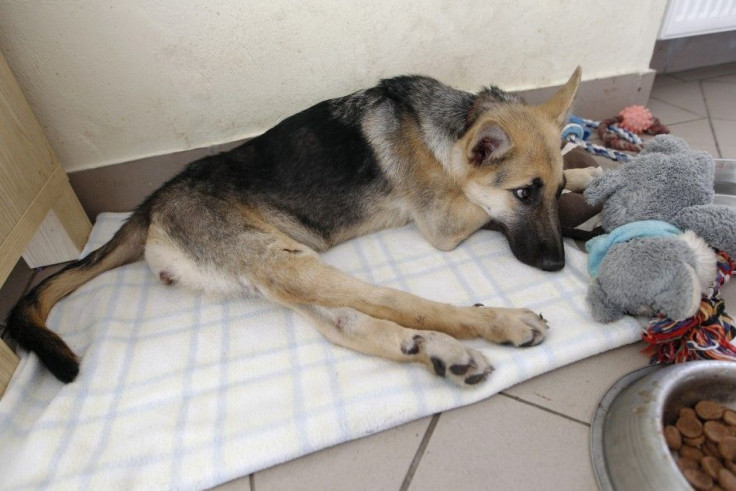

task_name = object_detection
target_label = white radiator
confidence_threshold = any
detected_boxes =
[660,0,736,39]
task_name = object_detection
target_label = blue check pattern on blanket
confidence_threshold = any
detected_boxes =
[0,213,640,490]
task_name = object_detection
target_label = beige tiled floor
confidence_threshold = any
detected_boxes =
[2,62,736,490]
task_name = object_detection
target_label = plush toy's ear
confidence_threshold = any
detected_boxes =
[673,205,736,258]
[583,170,625,206]
[640,135,691,155]
[587,279,624,323]
[467,121,512,165]
[538,66,582,127]
[653,263,701,321]
[693,150,716,185]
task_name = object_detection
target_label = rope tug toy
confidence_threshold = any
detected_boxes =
[561,106,670,162]
[643,250,736,363]
[562,115,643,162]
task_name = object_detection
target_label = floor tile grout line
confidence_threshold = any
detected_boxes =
[249,473,255,490]
[647,96,706,119]
[700,79,736,86]
[678,73,736,84]
[665,73,688,83]
[499,393,590,427]
[399,413,441,491]
[665,64,736,83]
[661,117,709,127]
[696,68,736,82]
[698,79,723,158]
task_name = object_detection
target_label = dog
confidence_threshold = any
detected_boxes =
[5,67,594,386]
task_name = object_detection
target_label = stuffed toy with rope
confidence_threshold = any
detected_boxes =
[583,135,736,363]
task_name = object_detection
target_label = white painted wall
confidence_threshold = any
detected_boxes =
[0,1,667,172]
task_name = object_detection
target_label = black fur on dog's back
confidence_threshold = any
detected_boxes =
[176,100,391,242]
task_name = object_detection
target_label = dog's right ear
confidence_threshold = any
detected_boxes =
[539,66,582,127]
[467,121,512,165]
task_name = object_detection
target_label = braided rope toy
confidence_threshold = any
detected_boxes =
[562,111,670,162]
[562,115,644,162]
[642,250,736,363]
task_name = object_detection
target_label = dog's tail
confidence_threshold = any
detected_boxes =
[3,212,149,383]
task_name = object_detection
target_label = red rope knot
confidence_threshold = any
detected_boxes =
[642,250,736,364]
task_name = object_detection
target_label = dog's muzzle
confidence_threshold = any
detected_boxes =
[485,216,566,272]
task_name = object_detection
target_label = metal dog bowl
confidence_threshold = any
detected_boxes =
[591,361,736,490]
[715,159,736,207]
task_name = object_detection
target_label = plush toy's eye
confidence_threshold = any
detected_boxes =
[514,187,532,201]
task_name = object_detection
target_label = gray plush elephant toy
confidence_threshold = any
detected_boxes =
[582,135,736,323]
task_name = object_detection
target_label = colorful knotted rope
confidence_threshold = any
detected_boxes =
[642,250,736,364]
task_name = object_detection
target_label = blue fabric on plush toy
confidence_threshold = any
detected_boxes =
[586,220,682,277]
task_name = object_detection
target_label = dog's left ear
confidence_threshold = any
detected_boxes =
[468,121,512,165]
[539,66,582,127]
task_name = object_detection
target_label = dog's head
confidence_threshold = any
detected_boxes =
[452,67,581,271]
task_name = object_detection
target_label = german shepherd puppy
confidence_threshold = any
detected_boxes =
[5,67,591,386]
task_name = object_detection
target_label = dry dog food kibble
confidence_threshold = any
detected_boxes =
[665,399,736,490]
[686,435,708,446]
[721,437,736,461]
[698,401,727,421]
[684,468,714,490]
[725,410,736,427]
[682,445,705,461]
[701,456,722,479]
[720,468,736,491]
[666,425,684,450]
[705,421,730,443]
[679,411,705,438]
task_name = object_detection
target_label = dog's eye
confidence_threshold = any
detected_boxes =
[514,187,532,201]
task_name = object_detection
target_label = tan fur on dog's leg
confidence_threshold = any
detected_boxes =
[564,167,603,193]
[250,235,549,348]
[292,306,494,386]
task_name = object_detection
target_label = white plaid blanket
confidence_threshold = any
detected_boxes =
[0,213,640,490]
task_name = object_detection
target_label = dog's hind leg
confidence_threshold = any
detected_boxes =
[290,305,494,386]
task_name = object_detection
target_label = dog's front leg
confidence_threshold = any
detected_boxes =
[411,196,490,252]
[291,305,494,386]
[251,239,548,350]
[564,167,604,193]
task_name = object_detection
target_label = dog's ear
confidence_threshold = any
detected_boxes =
[539,66,581,127]
[468,121,512,165]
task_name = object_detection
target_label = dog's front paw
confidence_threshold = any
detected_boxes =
[402,332,494,386]
[564,166,604,193]
[471,306,549,347]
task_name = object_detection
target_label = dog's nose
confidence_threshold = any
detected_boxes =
[539,255,565,272]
